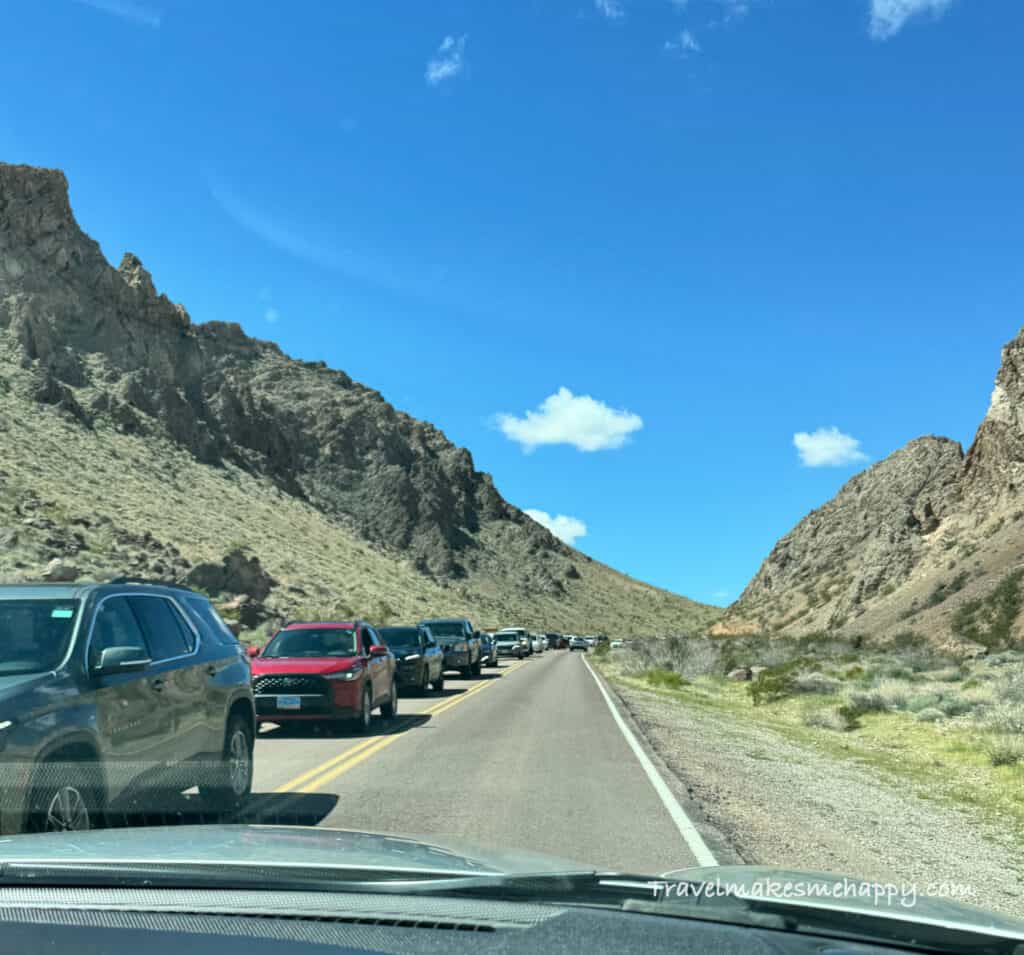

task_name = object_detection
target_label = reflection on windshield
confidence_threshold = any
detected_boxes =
[262,628,357,658]
[379,628,419,647]
[0,599,79,674]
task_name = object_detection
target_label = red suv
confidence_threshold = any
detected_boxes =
[250,621,397,732]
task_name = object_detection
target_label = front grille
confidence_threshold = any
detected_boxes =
[253,674,329,695]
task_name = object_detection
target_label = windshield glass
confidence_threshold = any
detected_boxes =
[262,628,357,658]
[425,623,466,638]
[0,599,79,674]
[5,1,1024,934]
[379,627,419,647]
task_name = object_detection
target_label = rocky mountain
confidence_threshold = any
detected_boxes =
[723,331,1024,649]
[0,161,716,637]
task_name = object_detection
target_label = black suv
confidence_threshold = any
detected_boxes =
[0,581,255,834]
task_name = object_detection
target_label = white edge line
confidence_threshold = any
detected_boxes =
[583,656,718,868]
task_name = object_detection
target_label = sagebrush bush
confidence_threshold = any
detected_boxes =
[793,671,841,695]
[978,702,1024,735]
[643,667,687,690]
[915,707,946,723]
[843,689,889,715]
[871,678,911,710]
[907,692,943,713]
[801,705,855,731]
[985,736,1024,767]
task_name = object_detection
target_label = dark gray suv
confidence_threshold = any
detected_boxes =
[0,581,255,834]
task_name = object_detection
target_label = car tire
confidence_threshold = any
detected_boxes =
[26,754,103,833]
[380,680,398,720]
[419,668,431,696]
[432,672,445,693]
[472,661,482,677]
[461,666,472,679]
[352,686,373,733]
[199,714,254,816]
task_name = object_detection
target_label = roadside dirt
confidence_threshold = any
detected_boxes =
[608,678,1024,918]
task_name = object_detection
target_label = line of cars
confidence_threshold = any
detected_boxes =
[0,578,569,835]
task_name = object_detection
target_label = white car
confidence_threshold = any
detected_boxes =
[611,640,624,649]
[530,633,546,654]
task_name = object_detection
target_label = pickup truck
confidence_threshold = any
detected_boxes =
[419,618,482,678]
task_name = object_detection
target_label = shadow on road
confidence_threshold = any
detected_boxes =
[105,791,341,829]
[259,712,432,741]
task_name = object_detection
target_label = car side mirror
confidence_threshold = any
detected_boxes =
[369,645,390,657]
[246,645,261,658]
[93,645,151,675]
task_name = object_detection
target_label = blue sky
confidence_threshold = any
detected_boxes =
[3,0,1022,605]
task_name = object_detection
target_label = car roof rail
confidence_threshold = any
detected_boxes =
[106,575,192,589]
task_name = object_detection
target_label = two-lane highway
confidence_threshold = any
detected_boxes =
[244,650,711,874]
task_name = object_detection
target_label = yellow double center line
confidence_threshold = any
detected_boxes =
[273,660,528,794]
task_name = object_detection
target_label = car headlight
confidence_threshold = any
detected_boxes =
[325,669,362,681]
[401,653,421,662]
[454,642,467,652]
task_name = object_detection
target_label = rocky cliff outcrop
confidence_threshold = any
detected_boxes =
[0,162,562,582]
[729,326,1024,643]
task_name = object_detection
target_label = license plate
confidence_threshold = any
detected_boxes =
[276,695,301,710]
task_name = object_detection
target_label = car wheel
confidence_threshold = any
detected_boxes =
[461,666,472,679]
[199,714,254,816]
[380,680,398,720]
[27,755,103,833]
[472,661,482,677]
[432,672,445,693]
[420,667,431,696]
[353,686,373,733]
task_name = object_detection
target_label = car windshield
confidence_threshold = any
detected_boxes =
[425,623,466,638]
[261,628,358,658]
[5,3,1024,938]
[379,627,420,648]
[0,599,79,674]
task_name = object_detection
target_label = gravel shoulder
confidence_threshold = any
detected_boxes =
[604,674,1024,918]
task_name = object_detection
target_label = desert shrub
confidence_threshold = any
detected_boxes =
[592,641,610,658]
[841,664,866,680]
[951,570,1024,651]
[915,707,945,723]
[985,736,1024,767]
[801,705,854,731]
[978,702,1024,735]
[643,668,687,690]
[747,665,799,706]
[793,672,841,695]
[924,666,968,683]
[938,696,975,717]
[835,704,864,730]
[907,692,943,713]
[843,689,889,715]
[872,678,911,710]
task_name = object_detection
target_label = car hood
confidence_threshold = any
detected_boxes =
[0,825,595,877]
[667,865,1023,936]
[251,657,362,676]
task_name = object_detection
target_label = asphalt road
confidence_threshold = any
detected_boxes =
[242,649,703,875]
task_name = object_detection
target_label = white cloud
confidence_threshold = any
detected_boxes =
[793,427,870,468]
[595,0,625,19]
[72,0,161,27]
[869,0,954,39]
[665,29,702,54]
[496,387,643,453]
[425,35,467,86]
[264,306,280,324]
[525,509,588,547]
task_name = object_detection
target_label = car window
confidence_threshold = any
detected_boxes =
[183,595,237,647]
[127,596,191,661]
[90,596,148,668]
